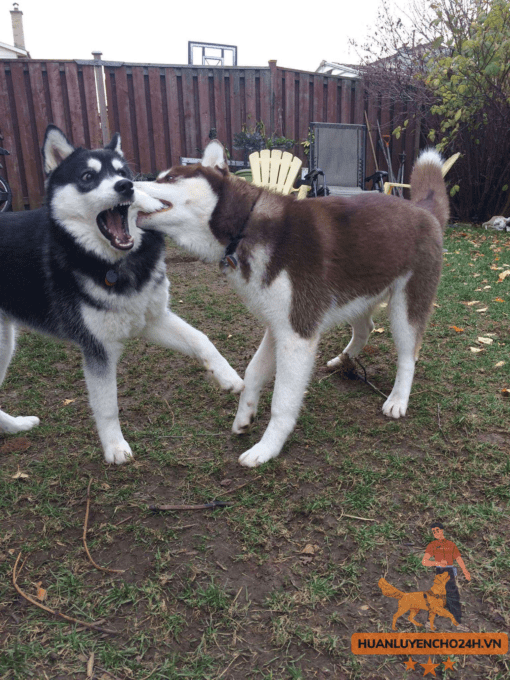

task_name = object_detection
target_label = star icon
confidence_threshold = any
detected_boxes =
[443,657,455,671]
[404,657,417,670]
[420,657,440,676]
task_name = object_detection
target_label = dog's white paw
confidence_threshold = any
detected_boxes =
[238,443,278,468]
[1,415,40,434]
[327,355,341,369]
[232,403,256,434]
[103,440,133,465]
[382,395,408,419]
[207,365,244,394]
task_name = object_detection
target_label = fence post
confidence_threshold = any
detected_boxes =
[92,51,110,145]
[269,59,278,138]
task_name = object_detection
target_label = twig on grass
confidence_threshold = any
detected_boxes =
[149,500,229,512]
[83,478,125,574]
[12,552,117,635]
[437,403,450,442]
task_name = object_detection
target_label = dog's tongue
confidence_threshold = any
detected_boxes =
[100,208,134,250]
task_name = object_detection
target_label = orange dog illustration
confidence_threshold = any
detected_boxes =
[378,572,459,631]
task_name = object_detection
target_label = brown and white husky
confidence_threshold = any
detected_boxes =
[133,143,449,468]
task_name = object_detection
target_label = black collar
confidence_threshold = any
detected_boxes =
[220,196,258,270]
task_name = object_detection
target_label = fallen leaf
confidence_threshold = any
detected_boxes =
[497,270,510,282]
[360,605,370,611]
[87,653,95,679]
[502,389,510,398]
[62,398,76,406]
[495,361,506,368]
[36,582,47,601]
[469,347,483,353]
[449,325,464,333]
[478,337,493,345]
[0,438,31,454]
[219,478,232,487]
[466,301,480,306]
[475,307,488,312]
[373,328,385,333]
[301,544,319,555]
[11,467,29,479]
[494,297,505,302]
[484,285,492,289]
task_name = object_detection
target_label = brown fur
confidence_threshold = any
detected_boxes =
[379,573,458,631]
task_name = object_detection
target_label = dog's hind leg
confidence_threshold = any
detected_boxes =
[238,329,319,467]
[327,314,374,368]
[143,310,244,394]
[408,608,423,626]
[382,275,418,419]
[233,327,276,434]
[83,344,132,465]
[0,314,40,434]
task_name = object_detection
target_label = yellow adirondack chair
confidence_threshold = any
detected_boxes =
[249,149,309,199]
[383,152,460,195]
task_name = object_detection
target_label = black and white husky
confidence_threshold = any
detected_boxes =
[0,126,243,464]
[134,141,449,468]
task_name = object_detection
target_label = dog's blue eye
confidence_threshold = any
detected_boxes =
[82,171,94,182]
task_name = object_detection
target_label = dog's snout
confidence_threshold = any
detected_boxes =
[115,179,134,198]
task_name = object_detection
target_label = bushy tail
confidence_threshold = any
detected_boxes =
[410,149,450,230]
[378,578,404,599]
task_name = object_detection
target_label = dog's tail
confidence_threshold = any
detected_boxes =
[410,148,450,230]
[378,577,404,599]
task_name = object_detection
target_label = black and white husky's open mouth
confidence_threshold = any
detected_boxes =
[97,203,134,250]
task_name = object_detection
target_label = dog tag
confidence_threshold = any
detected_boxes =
[226,254,238,269]
[105,270,118,286]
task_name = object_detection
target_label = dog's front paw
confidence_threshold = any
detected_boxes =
[382,395,408,419]
[1,415,40,434]
[207,364,244,394]
[232,404,256,434]
[238,443,278,468]
[104,440,133,465]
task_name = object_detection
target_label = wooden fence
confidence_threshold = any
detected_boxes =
[0,58,421,211]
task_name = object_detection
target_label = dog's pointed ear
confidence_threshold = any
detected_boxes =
[201,140,229,174]
[106,132,123,157]
[42,125,75,174]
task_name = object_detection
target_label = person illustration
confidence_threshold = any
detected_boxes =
[422,521,471,630]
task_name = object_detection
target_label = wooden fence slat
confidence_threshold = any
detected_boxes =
[111,66,137,170]
[340,79,351,124]
[181,68,196,157]
[131,66,151,173]
[82,64,102,149]
[45,61,67,134]
[147,67,167,173]
[0,63,24,210]
[9,61,40,208]
[213,69,228,149]
[64,62,85,147]
[229,69,243,160]
[244,69,257,129]
[283,70,295,140]
[197,69,211,153]
[313,75,324,123]
[298,72,309,147]
[163,67,182,166]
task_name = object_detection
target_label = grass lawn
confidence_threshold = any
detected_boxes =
[0,226,509,680]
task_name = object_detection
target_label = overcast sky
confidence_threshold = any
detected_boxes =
[0,0,387,72]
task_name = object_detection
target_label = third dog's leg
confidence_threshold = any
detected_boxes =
[233,328,276,434]
[83,345,132,465]
[327,314,374,368]
[238,330,319,467]
[143,310,244,393]
[383,281,417,419]
[0,315,40,434]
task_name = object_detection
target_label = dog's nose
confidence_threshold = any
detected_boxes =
[114,179,134,199]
